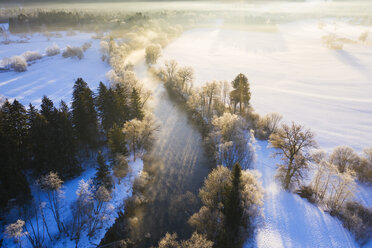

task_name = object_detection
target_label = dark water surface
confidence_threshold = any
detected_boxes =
[102,63,212,247]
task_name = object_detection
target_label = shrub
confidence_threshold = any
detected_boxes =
[330,146,359,173]
[335,202,372,245]
[22,51,42,62]
[354,148,372,184]
[62,45,84,59]
[145,43,162,64]
[296,185,315,203]
[256,113,282,140]
[82,42,92,52]
[46,43,60,56]
[10,56,27,72]
[322,34,343,50]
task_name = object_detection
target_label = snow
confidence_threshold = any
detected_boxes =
[250,141,360,248]
[0,31,110,106]
[2,157,143,248]
[159,20,372,152]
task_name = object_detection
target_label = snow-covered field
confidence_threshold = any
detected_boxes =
[0,31,109,106]
[250,141,361,248]
[159,20,372,152]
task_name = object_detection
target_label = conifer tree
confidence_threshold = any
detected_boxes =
[130,88,144,120]
[94,152,113,190]
[0,99,31,207]
[114,84,130,124]
[230,73,251,114]
[223,163,244,247]
[72,78,99,149]
[108,123,128,156]
[40,95,55,121]
[56,101,80,177]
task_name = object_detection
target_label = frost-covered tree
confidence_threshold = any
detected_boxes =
[164,60,178,83]
[311,151,357,211]
[330,146,359,173]
[145,44,162,64]
[189,165,263,246]
[256,113,283,140]
[70,179,95,246]
[4,220,27,247]
[212,113,256,169]
[176,66,194,92]
[37,172,65,233]
[269,122,316,190]
[123,113,157,161]
[88,186,112,236]
[157,232,213,248]
[202,81,220,117]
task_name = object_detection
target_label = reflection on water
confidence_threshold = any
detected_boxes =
[124,64,212,246]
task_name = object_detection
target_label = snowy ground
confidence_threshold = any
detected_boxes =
[2,158,143,248]
[159,20,372,152]
[248,141,370,248]
[158,20,372,247]
[0,31,110,106]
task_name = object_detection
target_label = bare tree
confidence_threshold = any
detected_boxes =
[354,147,372,183]
[311,150,357,211]
[257,113,283,139]
[177,66,194,91]
[37,172,65,233]
[269,122,316,190]
[70,179,95,247]
[212,113,256,169]
[164,60,178,83]
[88,186,112,236]
[330,146,360,173]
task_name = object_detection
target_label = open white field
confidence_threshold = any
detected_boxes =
[159,20,372,151]
[249,141,363,248]
[0,31,109,106]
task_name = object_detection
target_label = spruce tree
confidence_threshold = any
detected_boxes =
[108,123,128,157]
[55,101,81,177]
[72,78,99,149]
[130,88,144,120]
[230,74,251,114]
[223,163,244,247]
[40,95,55,121]
[114,84,130,124]
[0,100,31,207]
[95,152,113,190]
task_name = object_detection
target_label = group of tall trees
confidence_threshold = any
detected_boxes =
[159,61,253,121]
[0,76,146,210]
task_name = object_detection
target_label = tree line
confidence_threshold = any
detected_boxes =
[0,76,145,210]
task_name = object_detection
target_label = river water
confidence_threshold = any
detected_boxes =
[117,59,212,247]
